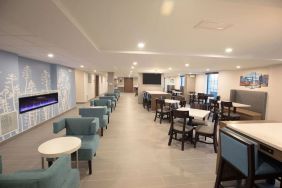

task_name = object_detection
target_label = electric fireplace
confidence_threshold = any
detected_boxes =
[19,92,58,114]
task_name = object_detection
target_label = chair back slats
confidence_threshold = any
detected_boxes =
[171,110,189,132]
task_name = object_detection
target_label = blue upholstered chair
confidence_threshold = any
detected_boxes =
[105,92,119,101]
[100,96,117,109]
[90,98,112,114]
[79,107,108,137]
[53,117,100,174]
[114,89,121,99]
[0,156,80,188]
[215,128,282,188]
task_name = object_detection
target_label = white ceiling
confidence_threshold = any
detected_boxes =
[0,0,282,76]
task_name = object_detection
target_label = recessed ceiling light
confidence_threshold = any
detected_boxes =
[133,61,138,65]
[161,0,175,16]
[80,65,84,68]
[206,68,210,72]
[168,67,172,70]
[47,53,54,58]
[185,64,189,67]
[137,42,145,49]
[236,65,241,69]
[131,66,134,69]
[94,70,97,72]
[225,48,233,53]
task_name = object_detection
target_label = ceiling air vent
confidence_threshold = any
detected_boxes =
[194,20,233,31]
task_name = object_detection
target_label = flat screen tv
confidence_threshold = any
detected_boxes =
[143,73,161,85]
[19,92,58,114]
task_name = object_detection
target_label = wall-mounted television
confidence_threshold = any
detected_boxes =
[19,92,58,114]
[143,73,162,85]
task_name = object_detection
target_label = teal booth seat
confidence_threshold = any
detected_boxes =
[53,117,100,174]
[105,92,119,101]
[0,156,80,188]
[79,107,109,137]
[90,98,112,114]
[100,96,117,109]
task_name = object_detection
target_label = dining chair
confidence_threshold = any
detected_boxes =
[168,110,194,151]
[194,112,219,153]
[154,98,171,124]
[142,92,151,111]
[220,101,240,121]
[208,99,219,121]
[215,128,282,188]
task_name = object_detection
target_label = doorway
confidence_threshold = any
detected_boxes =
[124,77,133,92]
[95,75,99,97]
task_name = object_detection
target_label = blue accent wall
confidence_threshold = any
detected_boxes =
[0,50,76,142]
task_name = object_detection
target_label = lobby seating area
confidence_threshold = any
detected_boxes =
[0,1,282,188]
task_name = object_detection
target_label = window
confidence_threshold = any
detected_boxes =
[207,73,218,97]
[180,76,185,87]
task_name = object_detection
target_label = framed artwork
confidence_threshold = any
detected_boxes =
[240,72,269,89]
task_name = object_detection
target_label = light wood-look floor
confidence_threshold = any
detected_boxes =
[0,93,217,188]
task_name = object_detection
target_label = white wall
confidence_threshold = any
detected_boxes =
[217,65,282,121]
[75,70,95,102]
[195,74,207,93]
[99,73,108,96]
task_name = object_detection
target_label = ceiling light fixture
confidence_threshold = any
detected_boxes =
[168,67,172,70]
[161,0,175,16]
[94,70,97,72]
[185,64,189,67]
[206,68,210,72]
[47,53,54,58]
[133,61,138,65]
[137,42,145,49]
[236,65,241,69]
[131,66,135,69]
[80,65,84,68]
[225,48,233,53]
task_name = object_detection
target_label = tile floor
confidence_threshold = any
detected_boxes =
[3,93,271,188]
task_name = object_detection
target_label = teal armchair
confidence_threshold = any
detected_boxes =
[90,98,112,114]
[105,92,119,101]
[79,107,109,137]
[53,117,100,174]
[100,96,117,109]
[114,89,121,99]
[0,156,80,188]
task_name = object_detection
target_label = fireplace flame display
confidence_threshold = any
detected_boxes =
[19,93,58,114]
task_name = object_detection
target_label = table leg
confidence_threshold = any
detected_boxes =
[233,107,237,113]
[41,157,45,169]
[76,151,79,168]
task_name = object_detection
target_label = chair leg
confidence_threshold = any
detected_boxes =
[108,116,110,123]
[213,137,218,153]
[215,158,225,188]
[168,131,173,146]
[160,114,163,124]
[154,112,157,122]
[88,160,92,175]
[101,128,104,136]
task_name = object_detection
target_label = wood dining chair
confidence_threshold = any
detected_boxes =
[220,101,240,121]
[215,128,282,188]
[154,98,171,124]
[194,112,219,153]
[168,110,194,151]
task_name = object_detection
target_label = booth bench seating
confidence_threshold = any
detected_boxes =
[0,156,80,188]
[53,117,100,174]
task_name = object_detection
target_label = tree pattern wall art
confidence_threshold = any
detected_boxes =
[0,52,76,142]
